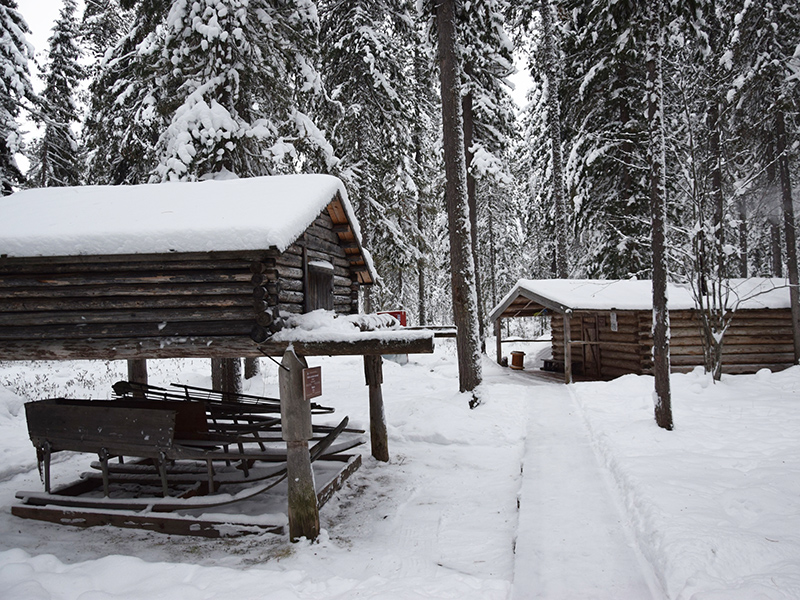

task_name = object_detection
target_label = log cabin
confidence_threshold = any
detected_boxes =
[0,174,377,361]
[489,278,795,382]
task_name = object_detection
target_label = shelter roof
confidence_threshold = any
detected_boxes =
[488,278,792,321]
[1,174,375,283]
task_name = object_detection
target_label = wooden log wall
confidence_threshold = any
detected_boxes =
[552,312,643,379]
[0,251,265,360]
[551,308,794,379]
[647,308,794,375]
[275,210,358,316]
[0,208,362,361]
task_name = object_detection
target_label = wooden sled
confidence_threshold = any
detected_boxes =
[14,385,364,537]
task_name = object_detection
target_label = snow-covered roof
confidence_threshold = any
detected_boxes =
[489,278,792,321]
[0,175,370,266]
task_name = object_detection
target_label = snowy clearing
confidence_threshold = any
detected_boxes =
[0,344,799,599]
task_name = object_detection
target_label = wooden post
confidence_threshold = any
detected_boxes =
[220,358,242,401]
[127,359,147,385]
[495,318,503,365]
[279,348,319,542]
[563,311,573,384]
[364,354,389,462]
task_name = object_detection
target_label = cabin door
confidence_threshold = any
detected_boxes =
[581,315,602,378]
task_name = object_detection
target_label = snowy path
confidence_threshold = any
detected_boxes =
[510,375,663,599]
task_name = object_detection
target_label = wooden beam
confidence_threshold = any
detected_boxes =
[11,505,284,537]
[0,332,435,361]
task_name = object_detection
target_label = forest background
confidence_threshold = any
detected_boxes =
[2,0,800,345]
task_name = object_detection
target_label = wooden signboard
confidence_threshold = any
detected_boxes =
[303,366,322,400]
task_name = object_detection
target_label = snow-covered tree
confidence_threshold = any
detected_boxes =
[81,0,129,65]
[646,0,672,430]
[458,0,516,336]
[153,0,332,181]
[0,0,35,194]
[28,0,84,187]
[82,0,170,184]
[725,0,800,363]
[318,0,419,313]
[435,0,483,395]
[558,0,653,278]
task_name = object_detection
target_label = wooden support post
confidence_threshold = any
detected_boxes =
[279,348,319,542]
[563,310,573,384]
[495,318,503,365]
[364,355,389,462]
[127,360,147,397]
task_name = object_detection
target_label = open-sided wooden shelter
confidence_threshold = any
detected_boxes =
[0,174,376,360]
[489,278,794,382]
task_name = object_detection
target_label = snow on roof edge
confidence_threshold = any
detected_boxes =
[489,278,792,317]
[0,175,373,271]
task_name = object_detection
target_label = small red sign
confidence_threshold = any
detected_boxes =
[379,310,407,326]
[303,366,322,401]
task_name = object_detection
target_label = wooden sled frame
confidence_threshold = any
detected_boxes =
[14,382,364,537]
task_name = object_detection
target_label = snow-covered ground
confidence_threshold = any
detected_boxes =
[0,342,798,599]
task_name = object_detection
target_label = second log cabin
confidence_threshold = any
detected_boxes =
[490,278,795,382]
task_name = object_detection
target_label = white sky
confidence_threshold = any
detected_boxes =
[16,0,67,73]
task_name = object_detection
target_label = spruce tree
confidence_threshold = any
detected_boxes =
[436,0,483,395]
[0,0,35,194]
[559,0,652,278]
[153,0,331,181]
[726,0,800,362]
[81,0,130,69]
[28,0,84,188]
[82,0,170,184]
[319,0,418,313]
[458,0,516,334]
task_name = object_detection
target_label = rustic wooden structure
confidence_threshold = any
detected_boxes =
[490,278,794,383]
[0,175,375,360]
[1,175,436,541]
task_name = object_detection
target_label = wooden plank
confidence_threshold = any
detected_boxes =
[317,454,361,508]
[11,505,284,537]
[0,294,251,313]
[0,271,252,289]
[0,320,254,340]
[0,307,254,327]
[0,333,435,361]
[0,282,251,299]
[671,352,795,366]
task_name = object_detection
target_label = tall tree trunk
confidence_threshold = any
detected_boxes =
[244,357,260,379]
[462,77,485,343]
[772,222,782,276]
[436,0,483,395]
[776,110,800,364]
[413,45,428,327]
[709,102,725,278]
[738,202,748,278]
[358,195,373,314]
[647,1,673,430]
[540,0,568,278]
[417,196,427,325]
